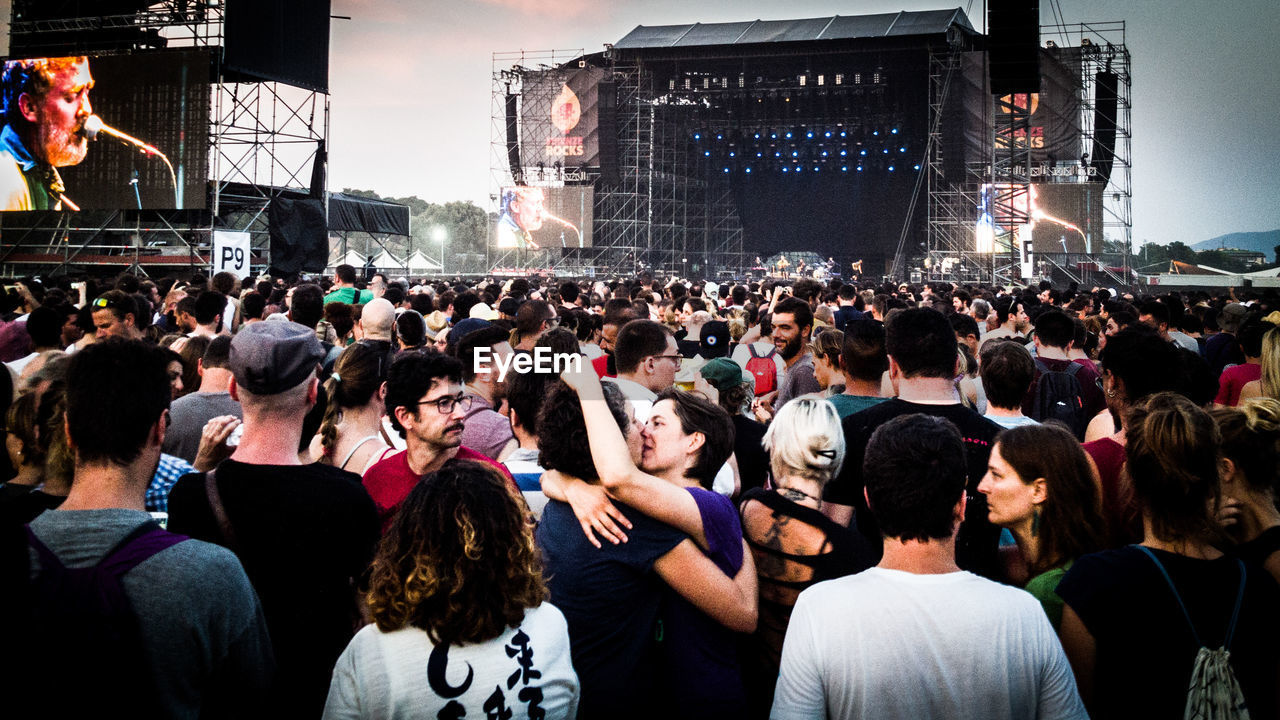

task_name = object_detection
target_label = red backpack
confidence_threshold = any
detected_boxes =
[745,343,778,396]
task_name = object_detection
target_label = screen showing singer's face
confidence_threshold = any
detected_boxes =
[0,51,210,211]
[494,185,594,249]
[30,59,94,168]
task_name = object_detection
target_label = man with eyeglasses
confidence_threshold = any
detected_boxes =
[607,319,681,423]
[361,350,515,532]
[91,289,143,340]
[166,321,380,717]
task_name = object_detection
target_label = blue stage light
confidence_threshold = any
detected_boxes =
[913,164,921,170]
[807,132,813,138]
[860,149,867,156]
[694,133,701,140]
[888,165,895,171]
[792,151,799,157]
[730,151,736,157]
[775,151,781,157]
[796,166,803,173]
[705,151,711,157]
[785,132,793,139]
[813,167,820,173]
[716,134,723,140]
[822,151,828,157]
[756,152,763,158]
[841,166,848,172]
[771,133,777,139]
[840,130,847,137]
[873,130,879,136]
[723,167,730,173]
[754,133,760,139]
[825,131,832,138]
[891,128,899,134]
[840,149,847,156]
[883,149,889,154]
[746,167,752,173]
[857,165,863,172]
[899,147,906,153]
[782,167,789,173]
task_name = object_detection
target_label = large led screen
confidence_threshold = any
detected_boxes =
[494,185,594,249]
[519,67,604,168]
[0,50,210,211]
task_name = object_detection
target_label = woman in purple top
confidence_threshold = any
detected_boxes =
[547,364,755,716]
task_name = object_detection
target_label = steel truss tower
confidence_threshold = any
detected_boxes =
[0,1,328,278]
[490,51,744,278]
[922,21,1131,289]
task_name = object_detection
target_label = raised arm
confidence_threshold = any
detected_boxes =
[560,364,707,549]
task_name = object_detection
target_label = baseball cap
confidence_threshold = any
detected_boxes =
[699,321,731,359]
[447,318,491,352]
[230,321,323,395]
[700,357,751,393]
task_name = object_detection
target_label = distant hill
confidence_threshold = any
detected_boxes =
[1191,230,1280,256]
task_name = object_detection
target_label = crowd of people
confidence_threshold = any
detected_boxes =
[3,263,1280,719]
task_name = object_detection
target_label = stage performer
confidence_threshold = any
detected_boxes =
[776,255,790,279]
[495,185,545,250]
[0,56,94,211]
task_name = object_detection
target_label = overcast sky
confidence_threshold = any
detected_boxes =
[325,0,1279,248]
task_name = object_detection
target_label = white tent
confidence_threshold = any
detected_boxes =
[332,249,365,269]
[407,250,441,273]
[372,249,404,271]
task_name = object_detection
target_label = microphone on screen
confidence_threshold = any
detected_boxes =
[83,115,164,157]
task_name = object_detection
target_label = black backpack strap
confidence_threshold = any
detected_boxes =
[204,466,242,555]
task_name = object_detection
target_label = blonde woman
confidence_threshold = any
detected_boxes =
[1239,324,1280,402]
[738,397,871,716]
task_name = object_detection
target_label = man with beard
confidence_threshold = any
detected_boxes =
[361,350,514,531]
[495,185,545,249]
[0,56,94,210]
[770,296,821,412]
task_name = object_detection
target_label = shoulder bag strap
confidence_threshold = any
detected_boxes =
[204,466,242,555]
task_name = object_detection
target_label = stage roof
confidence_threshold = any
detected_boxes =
[613,8,975,50]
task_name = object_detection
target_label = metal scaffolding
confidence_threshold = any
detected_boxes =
[922,21,1132,289]
[489,50,745,278]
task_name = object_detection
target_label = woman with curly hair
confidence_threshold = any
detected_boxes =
[323,459,579,719]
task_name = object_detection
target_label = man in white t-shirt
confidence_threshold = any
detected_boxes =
[772,413,1086,720]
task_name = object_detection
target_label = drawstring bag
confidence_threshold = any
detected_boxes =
[1137,546,1251,720]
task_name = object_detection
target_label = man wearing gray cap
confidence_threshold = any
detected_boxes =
[167,321,380,718]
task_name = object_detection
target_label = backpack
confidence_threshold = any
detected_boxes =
[19,521,189,716]
[746,343,778,396]
[1030,359,1087,438]
[1137,546,1251,720]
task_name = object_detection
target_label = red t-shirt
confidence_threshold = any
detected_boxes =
[1215,362,1262,407]
[592,353,616,379]
[362,446,515,532]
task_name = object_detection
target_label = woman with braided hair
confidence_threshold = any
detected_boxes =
[308,341,395,474]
